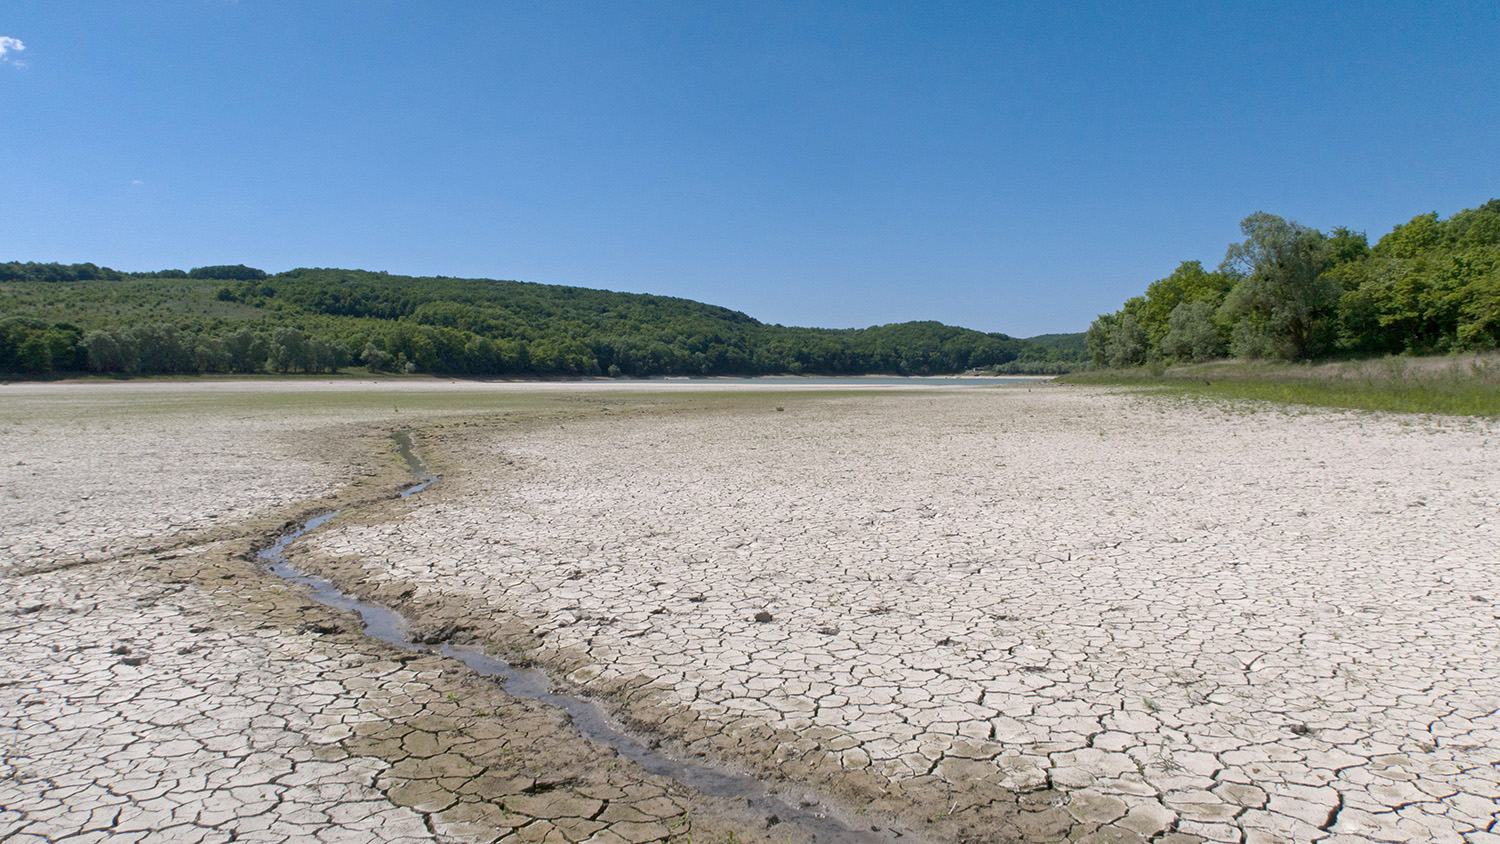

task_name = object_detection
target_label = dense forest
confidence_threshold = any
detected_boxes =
[0,263,1084,377]
[1087,199,1500,367]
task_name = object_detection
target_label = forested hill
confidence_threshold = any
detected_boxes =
[1087,198,1500,366]
[0,264,1083,377]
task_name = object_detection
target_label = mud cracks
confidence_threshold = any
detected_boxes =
[301,391,1500,844]
[0,386,763,844]
[1,545,719,844]
[3,383,1500,844]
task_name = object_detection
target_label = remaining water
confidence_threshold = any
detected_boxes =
[258,432,913,844]
[392,430,438,497]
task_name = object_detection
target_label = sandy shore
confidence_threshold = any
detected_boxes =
[3,380,1497,843]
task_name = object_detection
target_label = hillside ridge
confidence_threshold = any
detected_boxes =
[0,263,1084,377]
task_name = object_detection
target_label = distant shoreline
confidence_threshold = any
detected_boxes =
[0,373,1057,396]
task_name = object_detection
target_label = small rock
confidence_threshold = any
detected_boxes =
[297,620,342,635]
[754,611,773,623]
[410,622,457,644]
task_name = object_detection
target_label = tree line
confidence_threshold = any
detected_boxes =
[2,264,1084,377]
[0,262,267,283]
[1087,199,1500,367]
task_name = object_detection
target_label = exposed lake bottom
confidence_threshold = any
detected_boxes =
[258,436,912,844]
[4,383,1498,844]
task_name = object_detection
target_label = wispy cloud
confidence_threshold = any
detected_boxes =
[0,36,25,67]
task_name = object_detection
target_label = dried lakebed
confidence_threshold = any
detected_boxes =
[301,390,1500,844]
[3,381,1499,843]
[0,383,787,844]
[262,437,907,844]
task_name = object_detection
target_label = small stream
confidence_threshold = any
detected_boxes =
[259,430,910,844]
[393,430,438,498]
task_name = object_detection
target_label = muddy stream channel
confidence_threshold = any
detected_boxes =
[260,431,915,844]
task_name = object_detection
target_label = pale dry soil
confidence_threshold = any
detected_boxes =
[301,389,1500,844]
[3,381,1498,844]
[0,382,786,844]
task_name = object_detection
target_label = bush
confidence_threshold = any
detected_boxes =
[189,264,268,281]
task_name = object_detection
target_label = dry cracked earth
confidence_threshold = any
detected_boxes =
[2,380,1498,844]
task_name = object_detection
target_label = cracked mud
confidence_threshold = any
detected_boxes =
[307,389,1500,844]
[0,383,767,844]
[3,381,1498,844]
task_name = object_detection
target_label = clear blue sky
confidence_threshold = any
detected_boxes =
[3,2,1497,336]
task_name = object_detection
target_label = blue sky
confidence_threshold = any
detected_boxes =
[2,2,1497,336]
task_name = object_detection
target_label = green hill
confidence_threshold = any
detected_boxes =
[1022,332,1087,352]
[0,264,1082,377]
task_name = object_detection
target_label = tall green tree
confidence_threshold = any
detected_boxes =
[268,327,310,373]
[1160,300,1226,362]
[1136,260,1234,347]
[82,330,137,373]
[223,329,268,373]
[1329,202,1500,353]
[1217,212,1339,359]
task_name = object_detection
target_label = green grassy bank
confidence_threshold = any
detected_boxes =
[1060,353,1500,417]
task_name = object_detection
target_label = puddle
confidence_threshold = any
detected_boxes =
[392,429,438,498]
[260,431,911,844]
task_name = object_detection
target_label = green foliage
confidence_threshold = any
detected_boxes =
[361,341,391,372]
[1089,261,1234,367]
[0,317,84,374]
[0,265,1071,377]
[1325,227,1371,266]
[1105,312,1149,368]
[267,327,309,373]
[1136,260,1234,347]
[1216,212,1339,360]
[223,328,269,373]
[1329,203,1500,354]
[1087,307,1151,368]
[0,262,125,283]
[1021,332,1088,352]
[1160,300,1225,362]
[1088,198,1500,368]
[1085,313,1115,367]
[988,332,1089,373]
[189,264,268,281]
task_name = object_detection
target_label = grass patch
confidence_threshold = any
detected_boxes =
[1060,353,1500,417]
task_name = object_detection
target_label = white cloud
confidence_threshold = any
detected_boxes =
[0,36,24,65]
